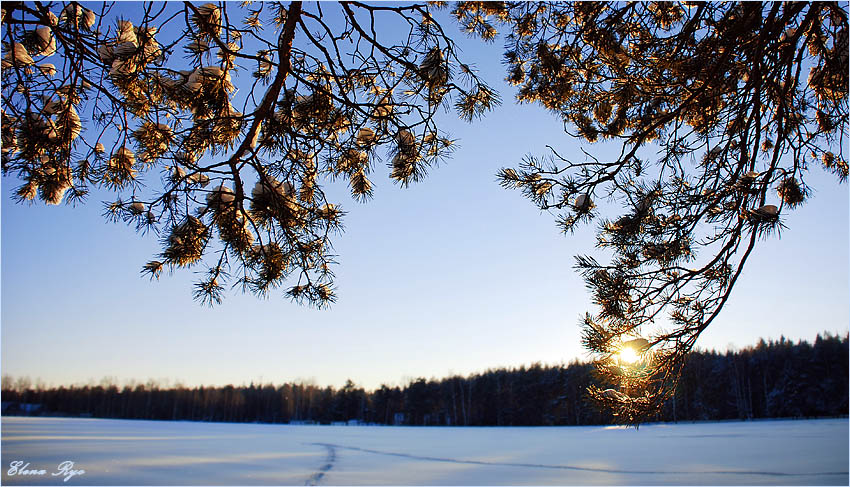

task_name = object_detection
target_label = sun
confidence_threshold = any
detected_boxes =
[618,346,640,365]
[615,338,651,368]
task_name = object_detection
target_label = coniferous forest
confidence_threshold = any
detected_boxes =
[2,334,846,426]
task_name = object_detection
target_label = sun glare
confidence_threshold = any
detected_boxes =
[618,346,640,364]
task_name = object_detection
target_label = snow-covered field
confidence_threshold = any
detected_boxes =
[1,417,847,485]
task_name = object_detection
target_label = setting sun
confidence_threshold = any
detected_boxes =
[616,338,650,367]
[618,346,640,365]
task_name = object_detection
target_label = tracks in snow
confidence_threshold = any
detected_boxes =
[305,441,848,479]
[304,443,336,486]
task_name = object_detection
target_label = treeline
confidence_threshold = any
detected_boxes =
[2,333,847,425]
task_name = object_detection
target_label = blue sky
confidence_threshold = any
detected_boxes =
[2,4,847,390]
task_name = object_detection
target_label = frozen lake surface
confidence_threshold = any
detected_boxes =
[1,417,847,485]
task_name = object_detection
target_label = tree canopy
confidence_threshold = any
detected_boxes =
[1,1,497,306]
[2,1,847,425]
[453,1,848,424]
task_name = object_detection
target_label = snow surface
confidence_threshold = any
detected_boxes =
[1,417,847,485]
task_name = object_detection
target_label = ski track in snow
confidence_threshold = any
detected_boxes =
[307,441,849,479]
[305,442,336,486]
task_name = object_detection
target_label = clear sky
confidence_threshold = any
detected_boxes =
[2,4,848,391]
